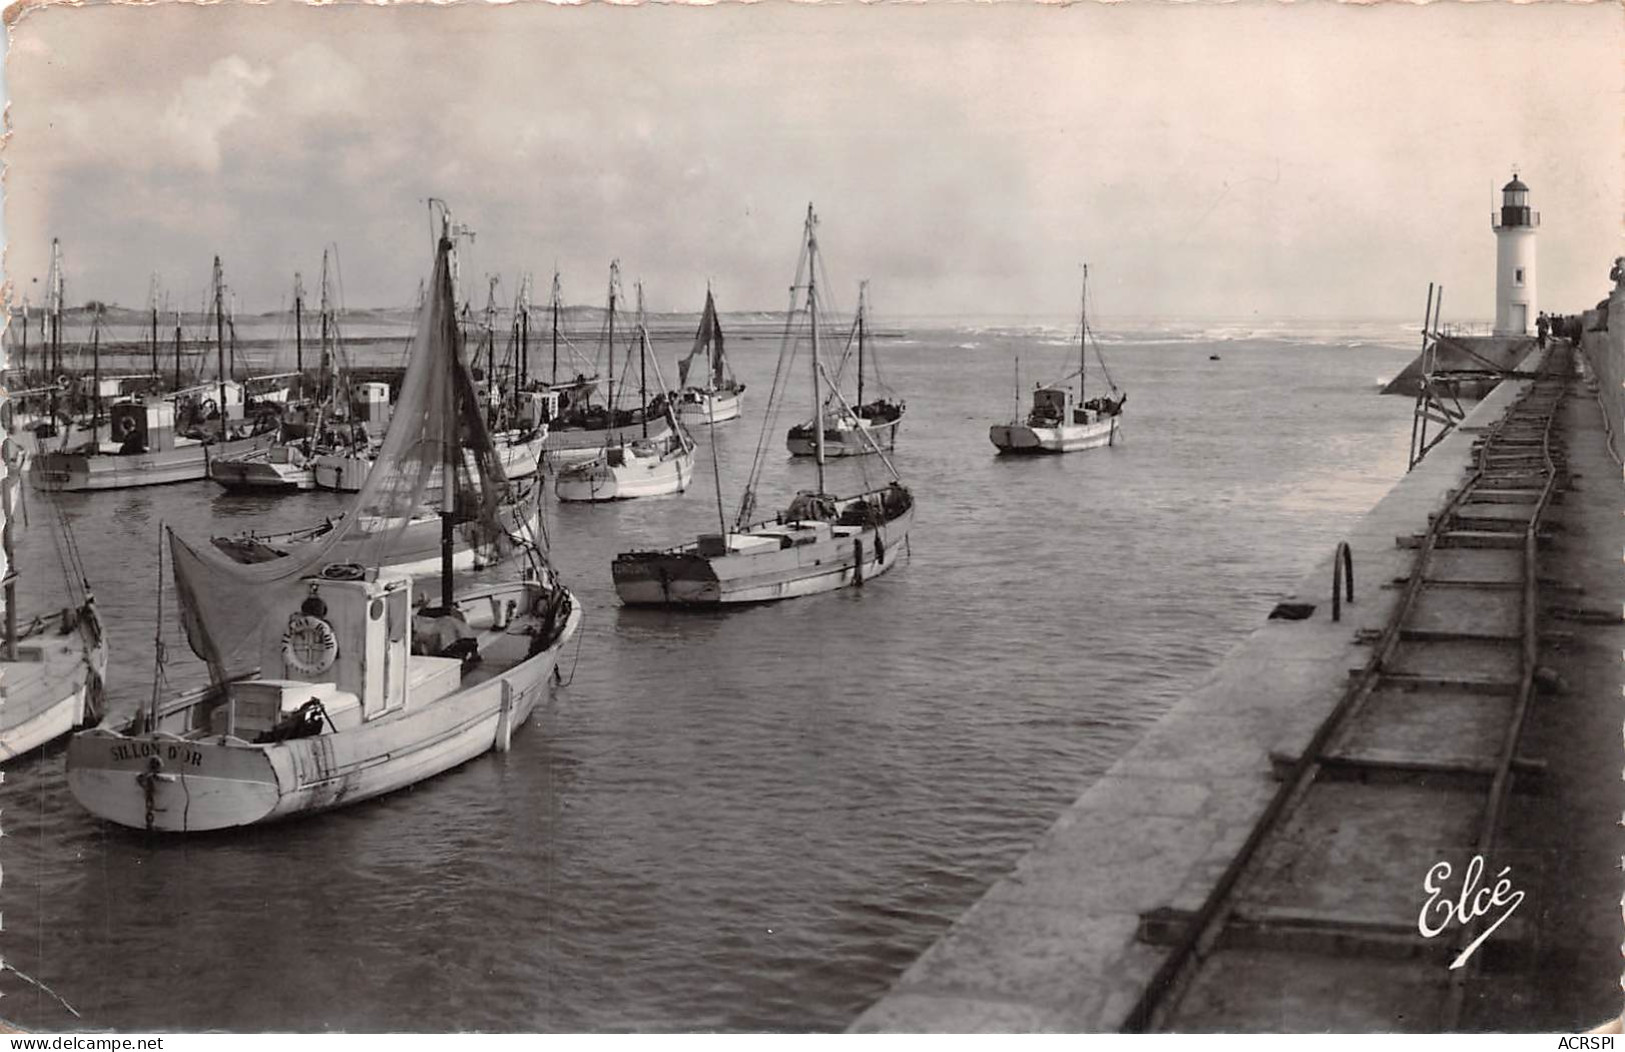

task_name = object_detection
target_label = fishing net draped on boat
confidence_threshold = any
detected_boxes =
[170,234,516,682]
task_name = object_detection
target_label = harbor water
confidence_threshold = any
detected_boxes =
[2,320,1419,1031]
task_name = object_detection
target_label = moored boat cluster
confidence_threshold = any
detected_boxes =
[1,201,1124,834]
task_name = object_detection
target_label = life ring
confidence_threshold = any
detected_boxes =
[56,375,70,391]
[200,398,219,418]
[116,416,137,438]
[282,614,339,676]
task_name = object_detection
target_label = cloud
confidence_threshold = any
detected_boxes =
[158,55,273,172]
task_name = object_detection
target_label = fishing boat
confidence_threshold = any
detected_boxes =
[989,265,1125,454]
[211,255,347,493]
[674,288,745,424]
[66,201,580,833]
[557,287,695,502]
[0,417,109,761]
[543,262,672,466]
[786,283,904,458]
[30,257,278,491]
[612,205,914,606]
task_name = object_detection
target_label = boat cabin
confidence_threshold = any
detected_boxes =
[515,390,559,429]
[1027,385,1101,427]
[352,382,393,427]
[219,567,465,738]
[108,400,180,454]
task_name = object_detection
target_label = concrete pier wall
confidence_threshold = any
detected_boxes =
[851,374,1538,1033]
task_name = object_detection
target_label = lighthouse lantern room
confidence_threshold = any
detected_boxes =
[1491,173,1539,336]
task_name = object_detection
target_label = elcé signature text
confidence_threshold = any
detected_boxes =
[1418,854,1524,969]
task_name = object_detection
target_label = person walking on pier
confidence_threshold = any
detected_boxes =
[1536,311,1550,348]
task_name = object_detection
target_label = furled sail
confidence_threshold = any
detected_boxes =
[169,230,516,682]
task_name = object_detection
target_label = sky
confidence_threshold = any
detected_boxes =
[2,1,1622,323]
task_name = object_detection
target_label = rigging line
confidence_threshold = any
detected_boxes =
[151,521,167,731]
[557,600,587,687]
[817,360,901,481]
[1082,279,1118,391]
[862,287,893,397]
[737,236,813,526]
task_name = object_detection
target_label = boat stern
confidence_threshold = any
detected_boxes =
[67,729,283,832]
[612,550,723,605]
[989,423,1045,453]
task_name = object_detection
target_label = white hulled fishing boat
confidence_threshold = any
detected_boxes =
[612,205,913,606]
[785,283,903,458]
[990,265,1126,454]
[542,262,672,466]
[0,417,109,761]
[67,202,580,833]
[674,288,745,424]
[557,284,695,502]
[212,254,346,494]
[31,258,278,491]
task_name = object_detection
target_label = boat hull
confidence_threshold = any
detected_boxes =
[990,415,1120,454]
[209,451,316,492]
[613,499,913,606]
[313,432,544,493]
[544,419,673,467]
[29,433,277,491]
[786,415,901,458]
[66,588,580,832]
[555,448,693,503]
[675,389,742,424]
[0,604,108,762]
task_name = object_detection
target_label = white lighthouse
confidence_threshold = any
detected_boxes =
[1492,173,1538,335]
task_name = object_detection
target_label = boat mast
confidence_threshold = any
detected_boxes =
[319,250,331,407]
[519,276,530,390]
[637,283,648,439]
[293,272,304,401]
[91,307,102,442]
[550,270,561,386]
[149,275,160,379]
[484,275,498,421]
[49,239,62,379]
[857,282,867,408]
[213,256,228,435]
[48,240,62,424]
[436,207,460,611]
[1079,264,1088,404]
[807,205,825,491]
[173,310,183,391]
[606,262,618,422]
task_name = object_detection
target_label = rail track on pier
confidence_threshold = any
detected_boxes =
[1126,342,1573,1031]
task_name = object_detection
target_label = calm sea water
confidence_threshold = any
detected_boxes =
[1,322,1419,1031]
